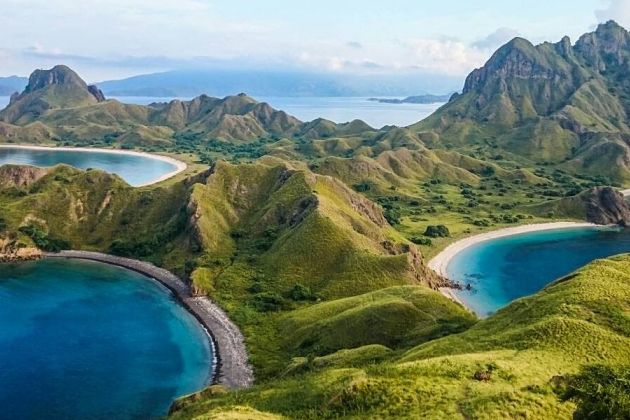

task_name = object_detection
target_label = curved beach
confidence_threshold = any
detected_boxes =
[428,222,598,302]
[44,251,253,391]
[0,144,188,187]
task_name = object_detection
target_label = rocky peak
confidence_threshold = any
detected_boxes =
[575,20,630,71]
[22,65,105,102]
[463,37,550,93]
[554,36,573,59]
[25,65,87,93]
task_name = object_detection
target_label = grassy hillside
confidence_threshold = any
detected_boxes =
[0,161,463,381]
[170,254,630,419]
[412,21,630,182]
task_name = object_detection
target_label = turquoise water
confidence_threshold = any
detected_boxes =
[0,259,212,419]
[447,227,630,317]
[0,147,178,187]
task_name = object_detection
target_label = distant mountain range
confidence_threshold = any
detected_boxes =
[96,70,460,98]
[368,94,454,104]
[0,70,461,98]
[0,76,28,95]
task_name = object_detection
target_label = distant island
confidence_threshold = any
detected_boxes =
[368,93,453,104]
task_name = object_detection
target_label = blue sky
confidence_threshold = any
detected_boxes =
[1,0,628,81]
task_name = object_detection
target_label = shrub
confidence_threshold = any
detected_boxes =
[424,225,450,238]
[18,224,70,252]
[410,237,432,246]
[289,283,318,301]
[252,292,286,312]
[559,364,630,420]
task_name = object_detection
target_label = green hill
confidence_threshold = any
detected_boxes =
[413,21,630,182]
[170,254,630,419]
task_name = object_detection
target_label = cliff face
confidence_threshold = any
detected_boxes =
[416,20,630,181]
[0,165,49,188]
[582,187,630,225]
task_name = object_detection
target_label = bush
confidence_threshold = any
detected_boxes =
[559,364,630,420]
[410,237,432,246]
[18,224,70,252]
[424,225,450,238]
[290,283,318,301]
[353,182,371,192]
[252,292,286,312]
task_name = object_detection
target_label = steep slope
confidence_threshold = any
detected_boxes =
[529,186,630,225]
[414,21,630,181]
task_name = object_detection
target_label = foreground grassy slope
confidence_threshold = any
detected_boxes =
[171,254,630,419]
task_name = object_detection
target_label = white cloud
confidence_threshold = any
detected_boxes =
[472,28,521,50]
[402,38,489,75]
[596,0,630,28]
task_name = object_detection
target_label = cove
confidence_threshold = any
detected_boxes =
[0,146,185,187]
[0,258,213,419]
[447,226,630,317]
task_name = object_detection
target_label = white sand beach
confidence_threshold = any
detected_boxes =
[0,144,188,186]
[429,222,599,303]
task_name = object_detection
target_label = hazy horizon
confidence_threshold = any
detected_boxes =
[2,0,629,83]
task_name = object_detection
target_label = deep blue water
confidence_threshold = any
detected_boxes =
[0,147,178,187]
[0,259,212,419]
[447,227,630,317]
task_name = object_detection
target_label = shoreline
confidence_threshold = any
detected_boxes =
[43,251,253,392]
[0,144,188,187]
[428,222,598,302]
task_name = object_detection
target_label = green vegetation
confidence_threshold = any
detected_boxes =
[2,22,630,418]
[171,254,630,419]
[559,364,630,420]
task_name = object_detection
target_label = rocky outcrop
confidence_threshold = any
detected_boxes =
[0,238,42,262]
[87,85,106,102]
[0,164,49,188]
[582,187,630,225]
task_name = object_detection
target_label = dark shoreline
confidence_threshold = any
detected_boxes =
[44,251,254,392]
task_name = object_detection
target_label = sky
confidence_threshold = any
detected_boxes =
[1,0,629,82]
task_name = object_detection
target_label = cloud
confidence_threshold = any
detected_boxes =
[596,0,630,28]
[472,27,521,50]
[346,41,363,49]
[400,38,488,75]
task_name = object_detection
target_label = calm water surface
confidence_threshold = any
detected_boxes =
[0,147,178,187]
[0,259,212,419]
[447,227,630,317]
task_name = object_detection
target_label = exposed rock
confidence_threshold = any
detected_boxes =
[582,187,630,225]
[0,238,42,262]
[0,164,49,188]
[87,85,106,102]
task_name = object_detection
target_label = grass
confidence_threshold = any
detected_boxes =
[171,254,630,419]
